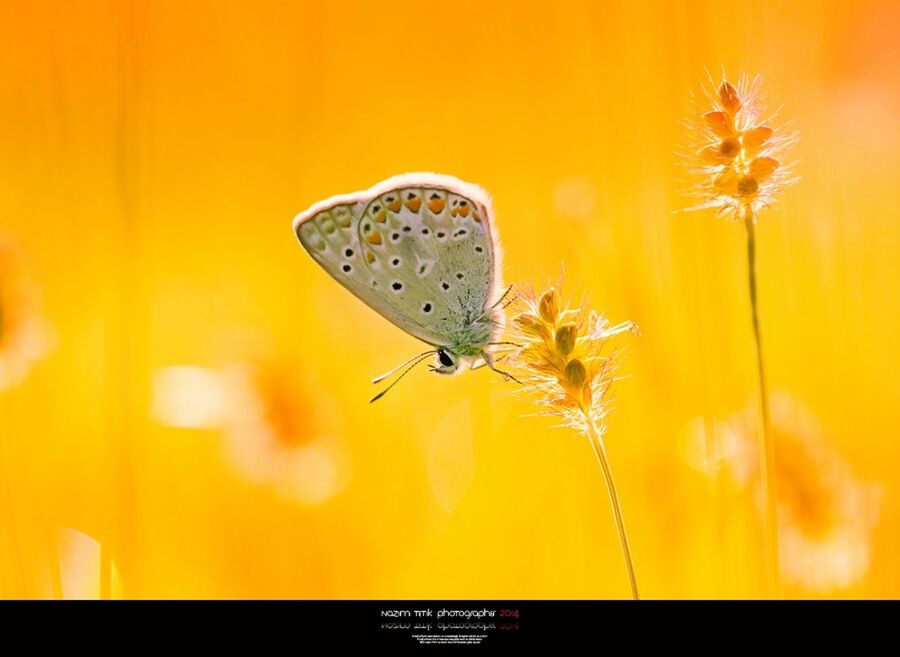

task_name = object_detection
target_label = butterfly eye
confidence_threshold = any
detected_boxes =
[438,350,454,367]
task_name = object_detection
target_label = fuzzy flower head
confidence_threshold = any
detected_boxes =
[509,287,637,435]
[684,73,797,221]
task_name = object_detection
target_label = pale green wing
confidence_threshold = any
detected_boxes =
[293,173,503,350]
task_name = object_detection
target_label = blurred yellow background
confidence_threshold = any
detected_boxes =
[1,0,898,599]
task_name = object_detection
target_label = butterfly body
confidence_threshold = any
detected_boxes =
[293,173,505,385]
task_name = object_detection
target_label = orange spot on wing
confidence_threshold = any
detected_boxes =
[365,230,383,245]
[472,211,482,222]
[366,251,376,263]
[450,207,459,217]
[333,209,352,227]
[405,198,422,213]
[374,209,387,223]
[387,198,402,212]
[458,204,470,217]
[428,198,446,214]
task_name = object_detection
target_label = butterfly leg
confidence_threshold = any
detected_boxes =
[479,350,523,384]
[471,351,509,371]
[489,284,518,311]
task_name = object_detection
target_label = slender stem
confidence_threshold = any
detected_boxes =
[744,208,781,597]
[583,412,640,600]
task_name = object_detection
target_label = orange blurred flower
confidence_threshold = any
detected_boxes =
[684,74,797,220]
[152,359,350,504]
[0,237,51,391]
[220,362,351,504]
[729,394,879,593]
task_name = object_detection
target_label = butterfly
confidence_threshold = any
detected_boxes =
[292,173,518,401]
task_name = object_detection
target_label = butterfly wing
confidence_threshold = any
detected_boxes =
[293,173,503,350]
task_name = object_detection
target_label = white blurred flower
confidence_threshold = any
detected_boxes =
[56,528,122,599]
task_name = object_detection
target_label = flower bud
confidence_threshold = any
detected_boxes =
[554,323,577,356]
[565,359,587,389]
[538,289,559,324]
[718,81,741,114]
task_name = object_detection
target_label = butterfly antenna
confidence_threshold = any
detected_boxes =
[370,352,436,403]
[372,350,437,384]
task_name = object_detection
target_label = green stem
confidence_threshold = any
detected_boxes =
[583,412,640,600]
[744,208,781,597]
